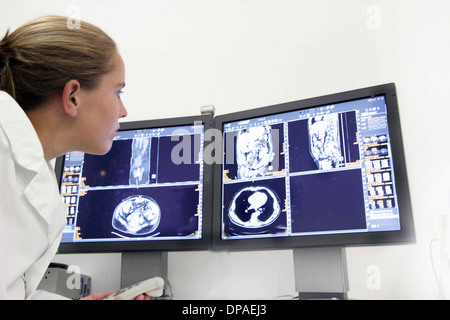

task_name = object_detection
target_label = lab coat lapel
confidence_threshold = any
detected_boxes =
[21,161,67,296]
[23,163,67,242]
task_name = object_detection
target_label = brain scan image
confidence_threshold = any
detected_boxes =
[129,137,151,185]
[228,186,281,229]
[308,115,342,170]
[236,126,274,179]
[112,195,161,236]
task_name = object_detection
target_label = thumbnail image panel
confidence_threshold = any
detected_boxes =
[289,169,367,233]
[363,134,397,211]
[223,124,285,181]
[222,177,287,238]
[288,111,360,173]
[75,185,200,240]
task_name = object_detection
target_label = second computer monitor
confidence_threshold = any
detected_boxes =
[213,83,414,250]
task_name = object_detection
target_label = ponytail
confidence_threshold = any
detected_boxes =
[0,29,17,100]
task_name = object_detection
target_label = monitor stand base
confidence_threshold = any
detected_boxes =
[120,251,168,288]
[293,247,349,300]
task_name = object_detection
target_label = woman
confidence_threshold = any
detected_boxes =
[0,15,137,299]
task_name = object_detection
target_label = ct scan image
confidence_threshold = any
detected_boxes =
[112,195,161,236]
[288,111,360,173]
[222,177,287,238]
[308,114,342,170]
[223,123,285,181]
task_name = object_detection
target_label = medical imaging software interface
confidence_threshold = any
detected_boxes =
[59,124,205,244]
[221,96,401,240]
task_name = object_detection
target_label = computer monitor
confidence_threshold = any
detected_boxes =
[212,83,414,251]
[55,114,214,254]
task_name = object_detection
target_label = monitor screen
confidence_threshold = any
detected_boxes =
[212,83,414,250]
[55,115,214,253]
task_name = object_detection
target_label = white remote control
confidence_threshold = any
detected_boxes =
[104,277,164,300]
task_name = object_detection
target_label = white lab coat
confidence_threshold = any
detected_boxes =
[0,91,68,299]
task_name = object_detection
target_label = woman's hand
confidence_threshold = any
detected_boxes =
[80,291,150,300]
[80,291,116,300]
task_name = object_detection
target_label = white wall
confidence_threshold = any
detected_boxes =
[3,0,449,299]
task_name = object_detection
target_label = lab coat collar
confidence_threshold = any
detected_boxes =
[0,91,45,174]
[0,91,66,241]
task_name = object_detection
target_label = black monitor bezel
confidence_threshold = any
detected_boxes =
[55,114,214,253]
[212,83,415,251]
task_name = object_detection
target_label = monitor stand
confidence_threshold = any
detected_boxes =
[120,252,168,288]
[293,247,349,300]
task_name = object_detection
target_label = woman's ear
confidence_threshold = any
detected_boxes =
[61,80,82,118]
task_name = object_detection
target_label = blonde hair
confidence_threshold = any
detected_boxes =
[0,15,116,111]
